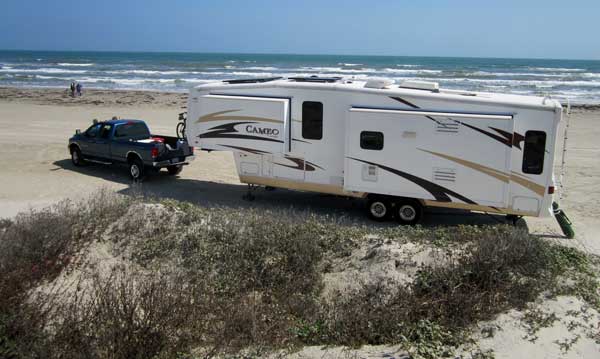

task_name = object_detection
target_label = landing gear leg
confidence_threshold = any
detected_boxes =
[506,215,522,226]
[242,184,258,201]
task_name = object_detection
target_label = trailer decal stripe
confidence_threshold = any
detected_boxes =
[218,145,270,155]
[419,149,510,183]
[348,157,476,204]
[389,96,524,149]
[196,109,284,124]
[421,149,546,196]
[274,156,324,172]
[389,97,444,125]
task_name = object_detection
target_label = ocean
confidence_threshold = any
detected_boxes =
[1,50,600,103]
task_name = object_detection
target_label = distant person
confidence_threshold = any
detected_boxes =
[76,82,82,96]
[69,82,76,97]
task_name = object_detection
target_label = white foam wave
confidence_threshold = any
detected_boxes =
[57,63,95,67]
[528,67,585,72]
[106,70,190,75]
[0,67,88,74]
[300,66,377,73]
[396,64,420,68]
[383,68,442,74]
[338,63,363,67]
[237,66,280,71]
[415,77,600,87]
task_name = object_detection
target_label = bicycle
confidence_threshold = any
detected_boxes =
[176,112,187,139]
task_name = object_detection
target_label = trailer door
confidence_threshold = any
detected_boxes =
[189,95,289,154]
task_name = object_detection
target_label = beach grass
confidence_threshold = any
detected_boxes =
[0,193,598,359]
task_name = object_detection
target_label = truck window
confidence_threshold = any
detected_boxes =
[99,124,113,139]
[302,101,323,140]
[360,131,384,150]
[114,123,150,140]
[85,124,101,138]
[522,131,546,175]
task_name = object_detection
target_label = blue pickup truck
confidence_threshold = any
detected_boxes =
[68,119,194,180]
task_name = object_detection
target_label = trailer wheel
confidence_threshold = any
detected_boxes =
[129,158,145,181]
[394,200,423,225]
[367,197,392,221]
[167,165,183,176]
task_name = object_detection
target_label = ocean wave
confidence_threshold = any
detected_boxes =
[300,66,377,73]
[236,66,280,71]
[0,67,88,74]
[528,67,586,72]
[105,70,190,75]
[396,64,420,68]
[338,63,363,67]
[384,68,442,74]
[414,77,600,87]
[57,63,95,67]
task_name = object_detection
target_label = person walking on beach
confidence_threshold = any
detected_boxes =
[76,82,82,96]
[69,81,76,97]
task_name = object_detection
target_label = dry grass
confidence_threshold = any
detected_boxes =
[0,194,598,359]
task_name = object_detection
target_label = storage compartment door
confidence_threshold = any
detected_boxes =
[189,95,288,155]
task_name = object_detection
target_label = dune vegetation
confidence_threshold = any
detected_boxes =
[1,193,598,359]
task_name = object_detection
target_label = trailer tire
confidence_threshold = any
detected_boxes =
[129,157,145,182]
[394,199,423,225]
[167,165,183,176]
[367,196,392,222]
[70,146,85,167]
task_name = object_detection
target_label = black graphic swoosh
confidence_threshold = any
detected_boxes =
[274,156,323,172]
[349,157,476,204]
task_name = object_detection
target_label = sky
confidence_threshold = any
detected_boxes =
[0,0,598,60]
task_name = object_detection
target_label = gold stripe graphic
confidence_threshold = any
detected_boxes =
[196,109,284,124]
[420,149,546,196]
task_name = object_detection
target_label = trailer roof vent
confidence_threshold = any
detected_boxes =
[364,77,395,89]
[399,80,440,92]
[289,76,342,83]
[223,77,282,84]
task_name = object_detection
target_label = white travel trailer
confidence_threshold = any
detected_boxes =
[186,76,568,227]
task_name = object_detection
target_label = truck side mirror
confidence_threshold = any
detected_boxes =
[75,129,81,135]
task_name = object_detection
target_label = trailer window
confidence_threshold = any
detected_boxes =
[522,131,546,174]
[302,101,323,140]
[360,131,384,150]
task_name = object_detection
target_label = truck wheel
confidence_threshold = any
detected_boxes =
[394,199,423,225]
[129,158,145,181]
[70,147,85,166]
[367,196,392,222]
[167,165,183,176]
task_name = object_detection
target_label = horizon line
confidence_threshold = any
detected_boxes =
[0,48,598,62]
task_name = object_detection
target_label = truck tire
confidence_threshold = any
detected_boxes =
[367,196,392,222]
[167,165,183,176]
[70,147,85,166]
[394,199,423,225]
[129,158,145,181]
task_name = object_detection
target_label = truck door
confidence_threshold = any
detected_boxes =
[89,123,113,160]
